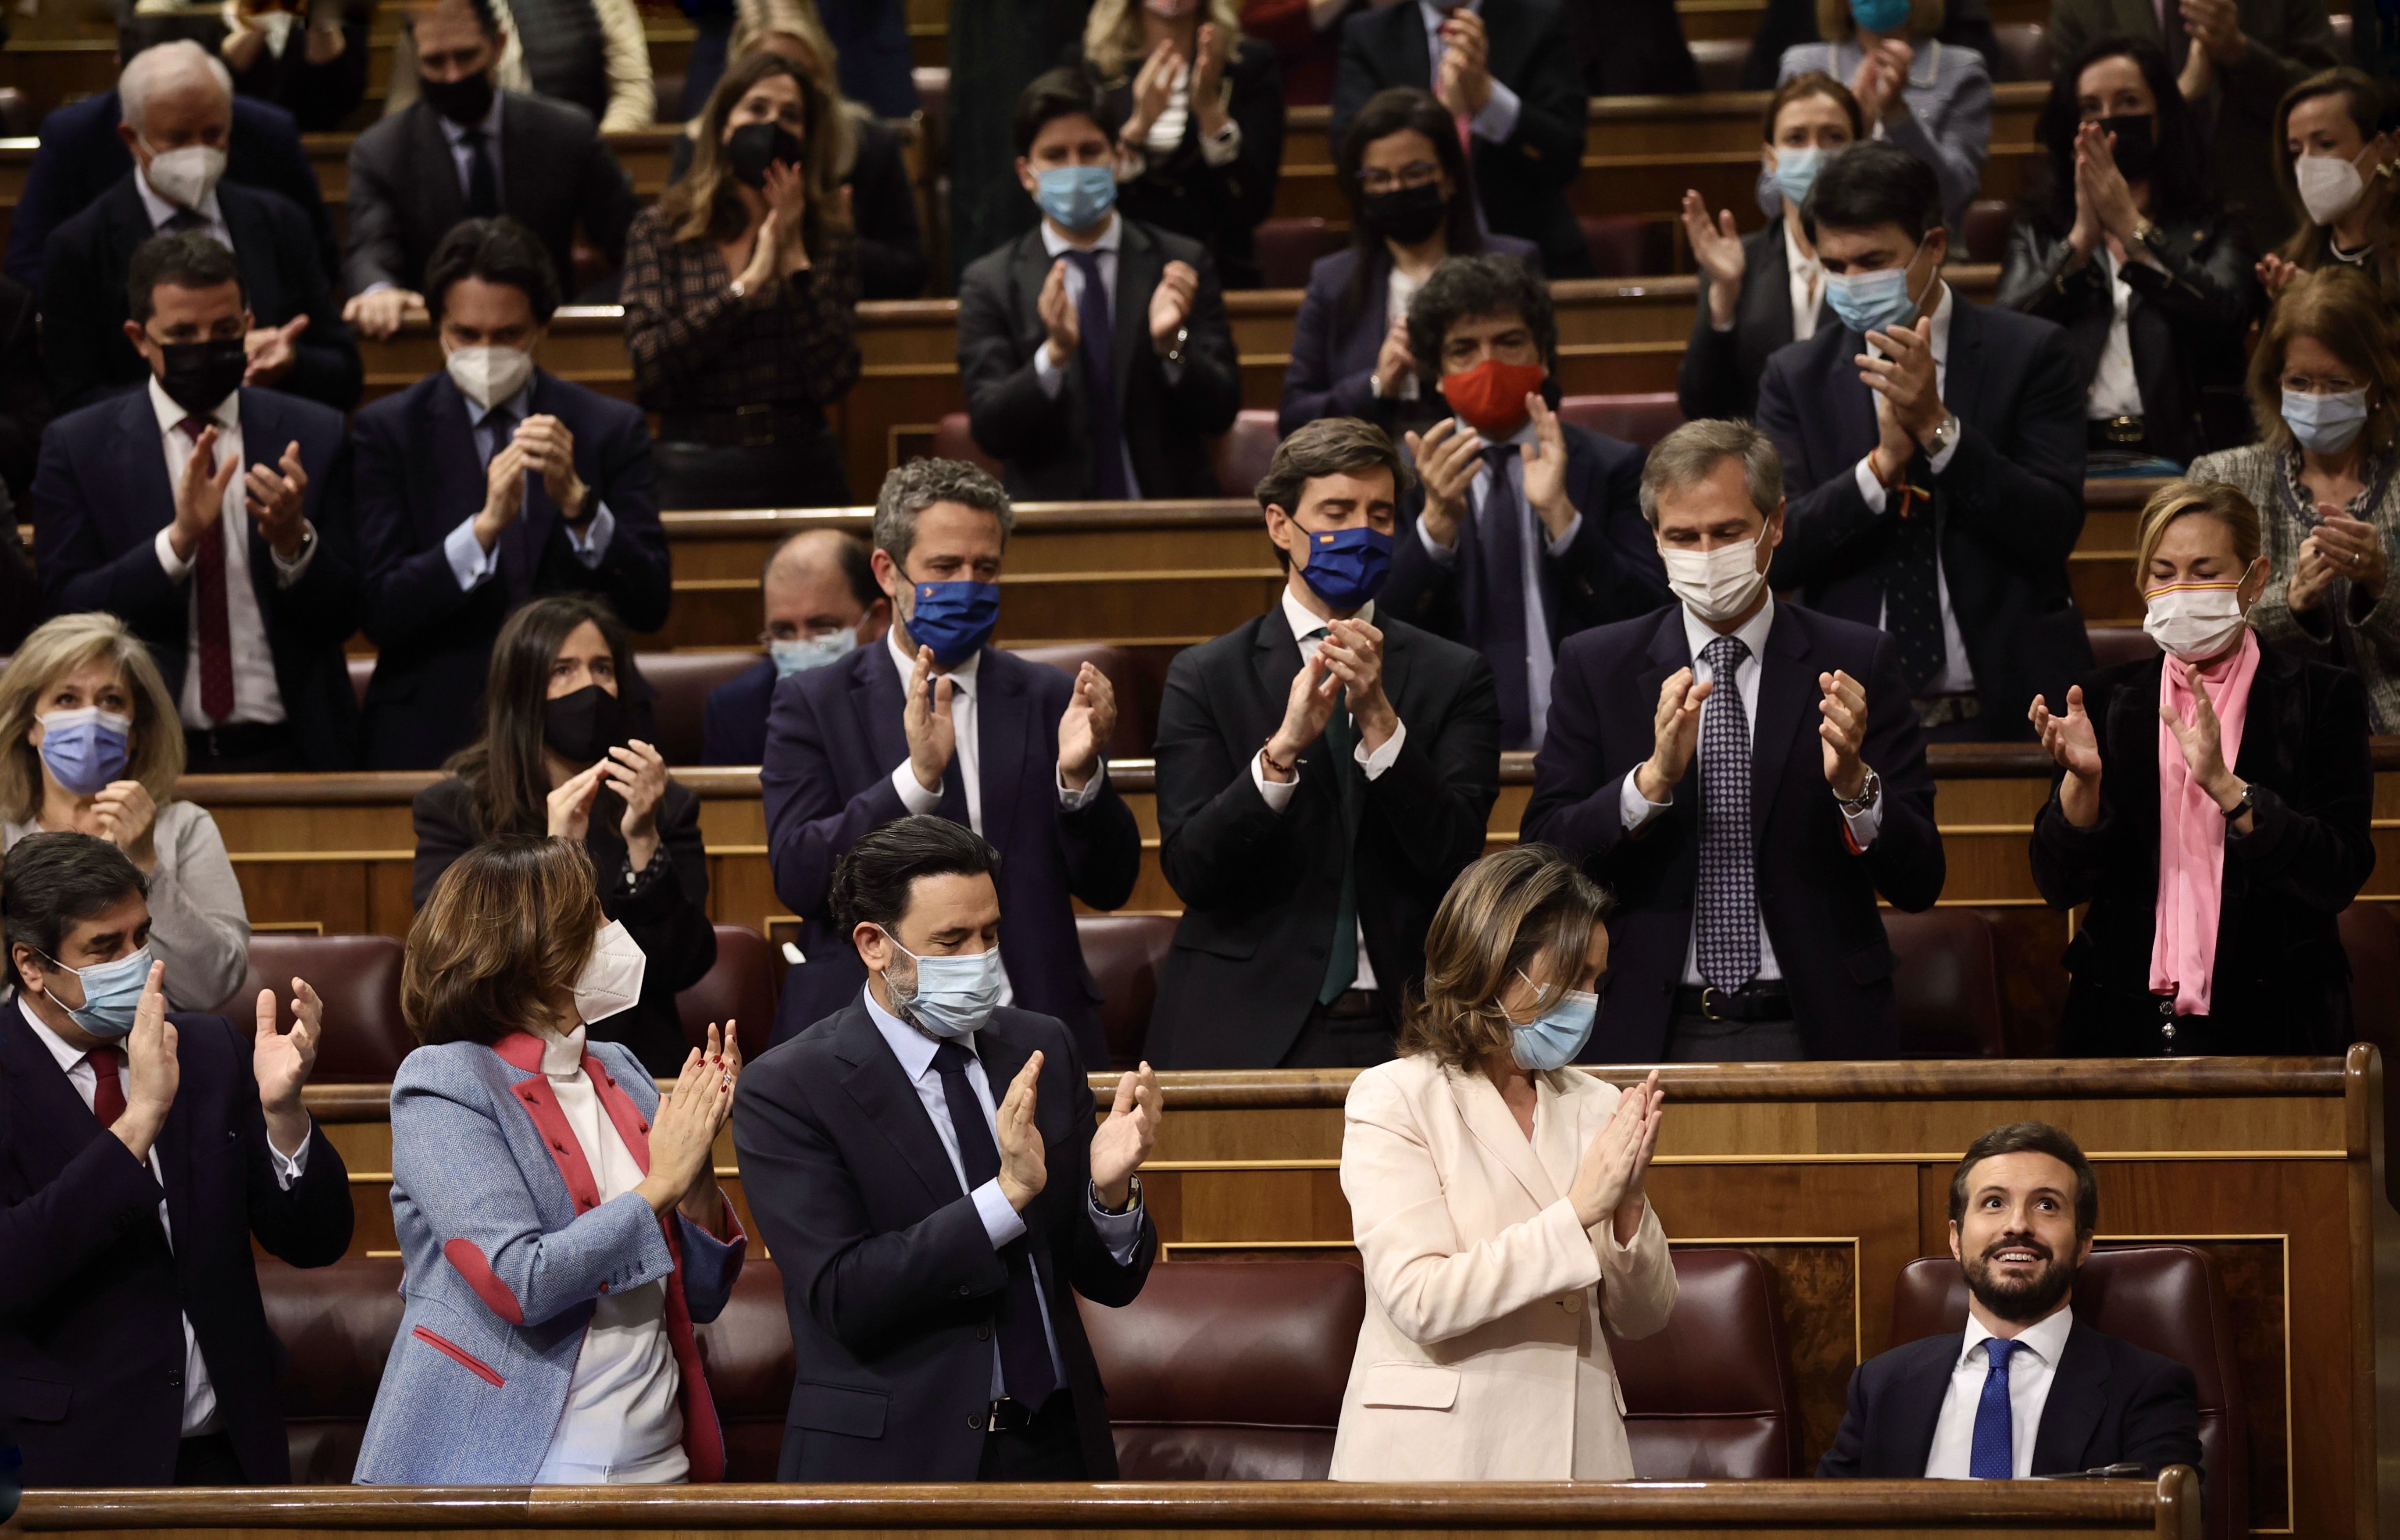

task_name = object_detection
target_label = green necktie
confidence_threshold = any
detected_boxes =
[1318,664,1360,1005]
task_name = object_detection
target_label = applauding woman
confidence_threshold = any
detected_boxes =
[1332,847,1674,1481]
[1773,0,1989,228]
[2029,481,2373,1056]
[357,836,745,1486]
[2258,68,2400,302]
[414,596,714,1076]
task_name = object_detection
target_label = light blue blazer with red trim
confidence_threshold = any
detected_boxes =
[353,1032,746,1485]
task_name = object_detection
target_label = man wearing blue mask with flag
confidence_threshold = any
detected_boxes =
[954,65,1240,502]
[1147,418,1501,1069]
[1754,140,2090,743]
[759,460,1142,1064]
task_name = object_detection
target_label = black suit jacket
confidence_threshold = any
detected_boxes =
[1148,607,1501,1068]
[1099,37,1286,291]
[1572,0,1700,94]
[1676,221,1834,423]
[0,1005,353,1486]
[1755,293,2093,732]
[0,271,52,503]
[350,367,668,769]
[1329,0,1593,277]
[1818,1315,2204,1480]
[703,656,778,766]
[2029,642,2374,1055]
[343,93,638,300]
[29,385,361,770]
[39,177,360,414]
[1521,602,1945,1059]
[729,1001,1156,1481]
[957,219,1241,501]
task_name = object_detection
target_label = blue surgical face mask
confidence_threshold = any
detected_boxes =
[769,629,859,678]
[1293,523,1394,611]
[1034,164,1116,232]
[882,931,1006,1039]
[38,944,154,1040]
[1771,144,1824,209]
[903,581,1001,667]
[1823,238,1931,336]
[1507,969,1599,1072]
[1849,0,1912,33]
[2282,387,2371,455]
[37,707,133,796]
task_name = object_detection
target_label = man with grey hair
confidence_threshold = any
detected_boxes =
[760,459,1142,1059]
[704,529,892,765]
[1521,417,1944,1062]
[38,37,357,412]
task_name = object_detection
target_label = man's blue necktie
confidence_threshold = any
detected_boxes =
[1968,1336,2021,1479]
[1063,249,1129,501]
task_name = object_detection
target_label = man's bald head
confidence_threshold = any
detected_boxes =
[764,530,887,648]
[118,39,232,138]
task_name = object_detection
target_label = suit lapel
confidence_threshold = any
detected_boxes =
[1750,605,1815,851]
[1941,296,1986,433]
[1389,0,1432,84]
[972,650,1031,856]
[219,188,277,314]
[0,1005,116,1184]
[1745,225,1796,349]
[854,644,914,789]
[427,374,488,553]
[1889,1335,1962,1475]
[413,103,468,236]
[1829,330,1881,465]
[238,389,285,619]
[2031,1317,2111,1474]
[124,389,177,546]
[1110,222,1154,421]
[831,1005,974,1205]
[1447,1065,1558,1209]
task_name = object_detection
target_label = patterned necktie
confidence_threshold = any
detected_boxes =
[1969,1337,2022,1479]
[1882,478,1949,691]
[461,128,500,218]
[928,1040,1057,1408]
[1315,652,1361,1004]
[1693,633,1758,992]
[85,1048,127,1130]
[1474,443,1533,749]
[180,416,237,723]
[1063,250,1129,501]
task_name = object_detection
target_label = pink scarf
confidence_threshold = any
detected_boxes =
[2150,630,2260,1016]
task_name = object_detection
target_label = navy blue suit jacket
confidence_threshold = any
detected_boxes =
[1520,602,1945,1059]
[350,368,668,769]
[5,91,337,296]
[30,384,361,770]
[730,1001,1154,1480]
[1818,1315,2203,1479]
[1753,295,2093,732]
[702,656,777,766]
[0,1006,353,1486]
[760,642,1143,1062]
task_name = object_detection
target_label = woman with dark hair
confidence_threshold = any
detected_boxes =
[622,49,862,510]
[1278,86,1537,437]
[2257,68,2400,302]
[411,595,715,1076]
[1773,0,1989,227]
[1996,36,2257,472]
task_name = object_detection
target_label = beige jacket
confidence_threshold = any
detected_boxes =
[386,0,654,132]
[1329,1053,1677,1481]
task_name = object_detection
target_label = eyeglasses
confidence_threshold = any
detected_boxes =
[1357,160,1441,194]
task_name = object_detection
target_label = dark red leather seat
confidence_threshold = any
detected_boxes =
[1214,409,1281,500]
[1882,908,2007,1057]
[2337,902,2400,1208]
[224,934,412,1083]
[1889,1246,2245,1540]
[1611,1248,1804,1477]
[696,1256,803,1481]
[1688,38,1745,91]
[1254,217,1346,289]
[1009,642,1146,756]
[1557,392,1684,451]
[932,411,1004,478]
[1963,199,2014,264]
[676,925,778,1066]
[1577,215,1671,278]
[1992,21,2049,82]
[260,1254,406,1484]
[1077,913,1177,1069]
[637,649,769,765]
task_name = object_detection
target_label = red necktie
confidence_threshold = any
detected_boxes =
[86,1048,127,1129]
[181,416,236,723]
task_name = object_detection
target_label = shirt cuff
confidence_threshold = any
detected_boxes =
[360,281,396,296]
[1357,718,1405,780]
[1199,120,1242,167]
[1034,344,1066,397]
[1056,758,1106,810]
[1544,512,1583,557]
[1853,454,1889,514]
[1842,795,1884,850]
[1416,513,1459,564]
[1088,1185,1146,1264]
[972,1176,1028,1250]
[1926,437,1960,477]
[1710,314,1737,333]
[1250,749,1299,812]
[270,522,318,588]
[564,502,615,567]
[1470,77,1521,143]
[1619,766,1671,831]
[889,760,942,815]
[444,513,500,592]
[265,1116,312,1187]
[155,524,194,582]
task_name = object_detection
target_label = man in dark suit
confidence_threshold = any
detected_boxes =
[341,0,639,340]
[957,67,1241,502]
[1150,419,1501,1069]
[1383,253,1664,751]
[1521,419,1944,1062]
[704,529,891,766]
[731,815,1158,1481]
[1754,142,2090,744]
[1821,1121,2204,1480]
[1329,0,1594,277]
[0,831,353,1486]
[4,19,338,295]
[762,459,1142,1064]
[37,41,358,414]
[350,217,666,770]
[32,232,359,774]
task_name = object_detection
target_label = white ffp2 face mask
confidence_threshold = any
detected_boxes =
[573,920,648,1024]
[2297,153,2365,227]
[445,344,536,410]
[143,143,226,211]
[1659,536,1769,624]
[2142,580,2251,661]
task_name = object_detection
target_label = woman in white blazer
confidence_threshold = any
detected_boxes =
[1331,846,1675,1481]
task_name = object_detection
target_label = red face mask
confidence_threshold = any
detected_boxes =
[1439,357,1548,438]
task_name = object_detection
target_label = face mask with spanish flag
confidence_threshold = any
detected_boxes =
[2140,580,2249,662]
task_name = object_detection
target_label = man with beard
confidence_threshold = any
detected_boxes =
[1818,1122,2203,1480]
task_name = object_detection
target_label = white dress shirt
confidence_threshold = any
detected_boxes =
[1786,222,1823,344]
[134,166,232,249]
[1412,416,1584,747]
[1249,589,1408,991]
[440,381,617,591]
[1847,281,1977,699]
[1923,1305,2075,1479]
[146,379,314,730]
[1124,59,1243,168]
[1379,265,1426,402]
[1416,0,1521,143]
[859,984,1146,1398]
[2086,247,2144,421]
[1618,595,1884,986]
[528,1023,687,1484]
[19,993,309,1439]
[1032,213,1187,500]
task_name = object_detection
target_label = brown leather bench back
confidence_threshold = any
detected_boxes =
[1608,1247,1804,1478]
[260,1255,406,1484]
[224,934,411,1083]
[676,924,779,1066]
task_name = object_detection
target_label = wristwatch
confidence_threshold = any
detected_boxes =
[1093,1175,1143,1216]
[1925,413,1961,459]
[727,277,749,301]
[2220,781,2256,822]
[1161,324,1189,366]
[1836,768,1882,816]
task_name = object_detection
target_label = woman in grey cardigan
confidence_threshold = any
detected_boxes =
[0,613,250,1010]
[1772,0,1989,228]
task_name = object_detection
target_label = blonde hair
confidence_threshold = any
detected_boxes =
[1084,0,1245,85]
[721,0,863,180]
[0,613,185,825]
[659,49,850,248]
[2132,480,2263,579]
[1398,847,1612,1071]
[1816,0,1943,39]
[2244,265,2400,455]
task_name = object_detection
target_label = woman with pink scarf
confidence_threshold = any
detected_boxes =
[2027,481,2375,1055]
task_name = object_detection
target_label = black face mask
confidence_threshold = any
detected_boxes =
[726,121,805,189]
[154,338,249,414]
[2096,113,2156,181]
[543,684,626,765]
[1358,181,1448,247]
[420,68,496,127]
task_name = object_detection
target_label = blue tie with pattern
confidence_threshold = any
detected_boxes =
[1693,633,1757,991]
[1969,1337,2021,1479]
